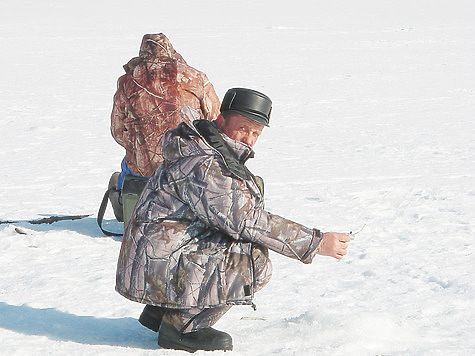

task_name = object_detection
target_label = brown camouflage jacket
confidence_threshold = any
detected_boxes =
[115,107,321,309]
[111,33,220,177]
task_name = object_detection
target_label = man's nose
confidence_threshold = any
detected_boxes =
[242,134,254,147]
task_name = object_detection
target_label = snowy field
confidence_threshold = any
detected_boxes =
[1,0,474,354]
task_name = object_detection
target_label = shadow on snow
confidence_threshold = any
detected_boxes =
[0,302,157,349]
[1,217,124,241]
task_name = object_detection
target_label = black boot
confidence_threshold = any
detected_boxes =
[158,320,233,352]
[139,305,165,332]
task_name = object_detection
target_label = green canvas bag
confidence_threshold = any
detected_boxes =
[97,174,149,236]
[121,175,149,226]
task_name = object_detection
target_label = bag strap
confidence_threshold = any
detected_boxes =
[97,187,123,237]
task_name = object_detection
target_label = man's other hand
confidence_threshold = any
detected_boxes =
[317,232,350,259]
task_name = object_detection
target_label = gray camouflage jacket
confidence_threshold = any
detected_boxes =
[115,107,322,309]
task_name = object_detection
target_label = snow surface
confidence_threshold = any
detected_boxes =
[1,0,474,355]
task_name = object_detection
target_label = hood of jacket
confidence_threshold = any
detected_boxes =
[139,33,185,62]
[123,33,186,72]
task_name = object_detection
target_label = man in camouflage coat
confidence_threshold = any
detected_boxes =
[115,88,351,352]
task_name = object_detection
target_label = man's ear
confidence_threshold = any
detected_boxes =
[216,114,225,130]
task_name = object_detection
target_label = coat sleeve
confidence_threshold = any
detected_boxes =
[168,154,321,264]
[199,72,221,120]
[110,76,127,147]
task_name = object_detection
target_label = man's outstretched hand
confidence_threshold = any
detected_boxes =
[317,232,350,259]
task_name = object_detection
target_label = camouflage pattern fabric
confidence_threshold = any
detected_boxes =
[111,33,220,177]
[163,244,272,333]
[116,107,322,310]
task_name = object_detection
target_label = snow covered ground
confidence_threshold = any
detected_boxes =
[1,0,474,354]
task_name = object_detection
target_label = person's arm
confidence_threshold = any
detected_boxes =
[199,73,221,120]
[110,77,127,147]
[167,155,330,263]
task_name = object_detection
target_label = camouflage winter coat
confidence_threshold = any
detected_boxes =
[115,107,322,309]
[111,33,220,177]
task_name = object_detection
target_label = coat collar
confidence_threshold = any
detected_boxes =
[193,120,254,180]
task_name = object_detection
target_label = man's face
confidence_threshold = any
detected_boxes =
[217,113,264,147]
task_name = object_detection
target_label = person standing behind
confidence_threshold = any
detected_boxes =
[108,33,220,222]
